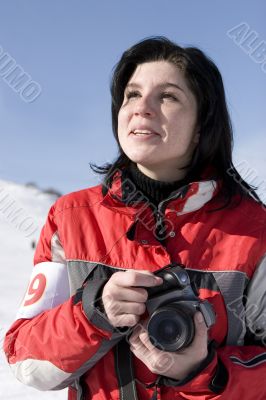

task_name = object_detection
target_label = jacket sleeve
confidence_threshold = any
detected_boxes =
[3,202,126,391]
[159,255,266,399]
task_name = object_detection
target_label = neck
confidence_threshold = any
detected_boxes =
[136,163,188,182]
[126,163,190,206]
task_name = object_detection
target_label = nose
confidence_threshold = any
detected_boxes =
[134,95,156,117]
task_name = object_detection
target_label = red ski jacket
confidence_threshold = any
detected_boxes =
[4,172,266,399]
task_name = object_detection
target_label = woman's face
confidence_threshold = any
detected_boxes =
[117,61,199,181]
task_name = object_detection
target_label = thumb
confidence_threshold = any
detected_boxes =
[193,312,208,341]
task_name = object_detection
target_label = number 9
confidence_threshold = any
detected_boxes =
[24,273,47,306]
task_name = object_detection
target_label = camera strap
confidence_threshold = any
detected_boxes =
[114,337,139,400]
[115,338,161,400]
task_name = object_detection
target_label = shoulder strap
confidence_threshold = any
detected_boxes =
[115,337,139,400]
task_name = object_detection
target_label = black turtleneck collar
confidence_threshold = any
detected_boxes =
[125,163,190,206]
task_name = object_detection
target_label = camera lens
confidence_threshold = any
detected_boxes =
[147,305,195,352]
[157,319,181,343]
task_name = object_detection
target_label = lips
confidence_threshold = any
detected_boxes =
[130,127,160,136]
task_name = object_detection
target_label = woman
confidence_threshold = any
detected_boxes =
[4,37,266,399]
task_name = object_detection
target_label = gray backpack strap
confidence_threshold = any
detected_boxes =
[212,271,248,345]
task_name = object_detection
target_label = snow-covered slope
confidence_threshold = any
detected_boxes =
[0,180,66,399]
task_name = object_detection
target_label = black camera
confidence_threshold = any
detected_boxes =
[145,263,216,352]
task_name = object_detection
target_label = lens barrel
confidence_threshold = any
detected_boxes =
[147,305,195,352]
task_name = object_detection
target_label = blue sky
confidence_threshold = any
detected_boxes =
[0,0,265,196]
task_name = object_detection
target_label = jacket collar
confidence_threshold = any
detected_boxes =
[101,169,220,217]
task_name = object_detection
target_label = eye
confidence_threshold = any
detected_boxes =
[125,90,141,100]
[161,92,178,101]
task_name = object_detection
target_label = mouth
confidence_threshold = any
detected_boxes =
[130,129,160,136]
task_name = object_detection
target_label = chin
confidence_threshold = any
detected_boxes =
[125,151,157,166]
[128,158,156,169]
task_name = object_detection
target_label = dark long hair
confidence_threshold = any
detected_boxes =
[91,36,261,208]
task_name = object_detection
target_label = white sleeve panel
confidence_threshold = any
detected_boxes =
[16,262,70,320]
[10,359,72,390]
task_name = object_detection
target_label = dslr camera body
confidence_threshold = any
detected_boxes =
[146,263,216,352]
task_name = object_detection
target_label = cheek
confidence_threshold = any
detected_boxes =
[167,112,197,140]
[118,110,128,135]
[117,113,129,149]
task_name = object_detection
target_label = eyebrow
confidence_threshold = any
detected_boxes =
[125,82,185,93]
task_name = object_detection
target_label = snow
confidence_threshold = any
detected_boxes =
[0,180,66,399]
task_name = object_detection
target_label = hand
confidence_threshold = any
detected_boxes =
[101,270,163,328]
[128,312,209,380]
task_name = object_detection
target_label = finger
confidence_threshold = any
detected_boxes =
[129,323,144,341]
[130,334,164,373]
[112,287,148,302]
[130,335,146,354]
[129,329,143,347]
[114,313,139,327]
[102,295,145,316]
[112,270,163,288]
[129,320,155,347]
[194,312,208,337]
[190,312,209,349]
[129,323,150,344]
[139,330,157,352]
[129,333,140,347]
[130,323,159,353]
[115,301,146,316]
